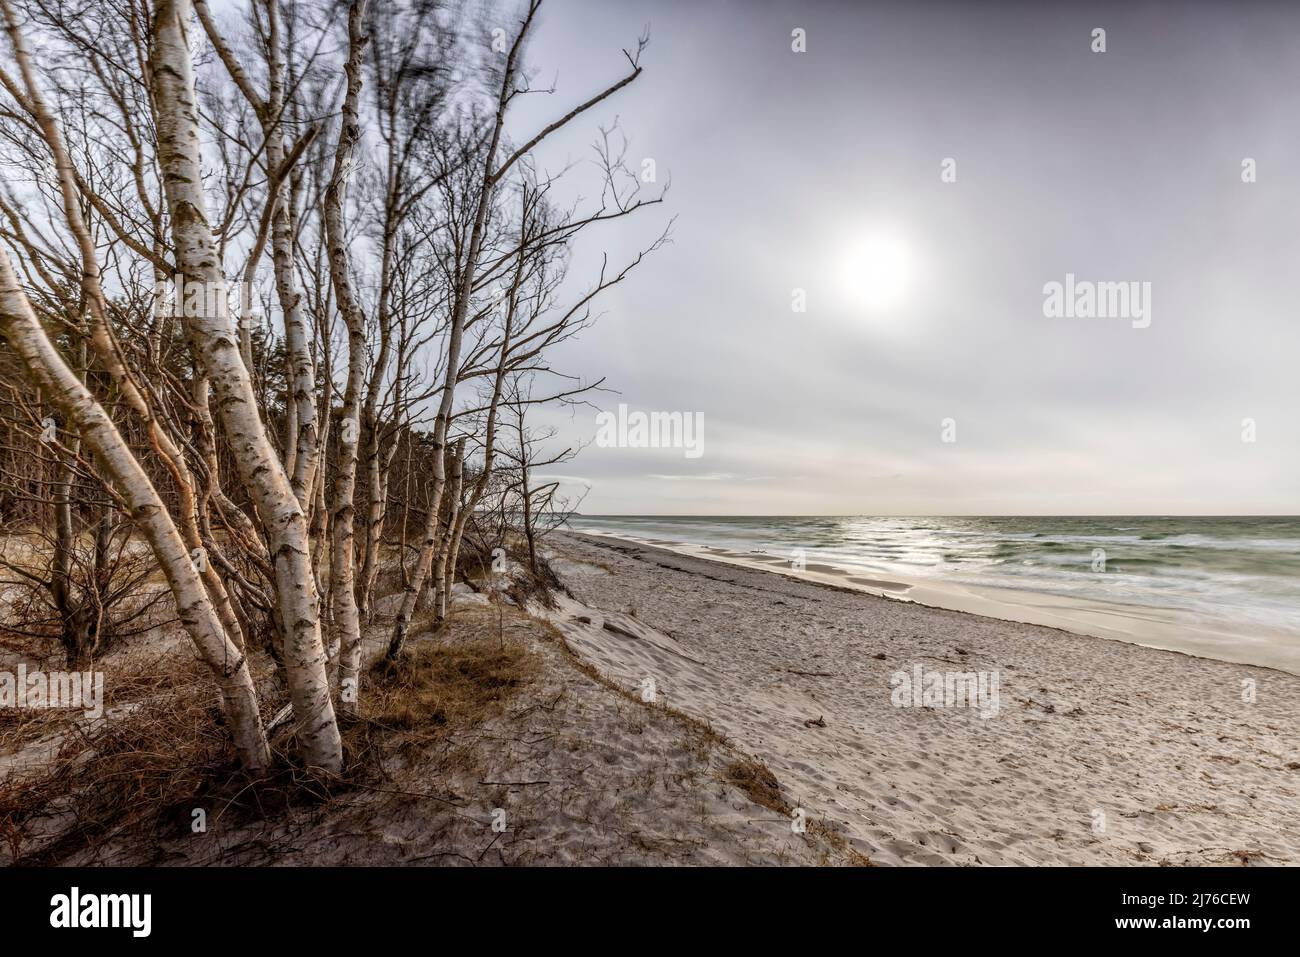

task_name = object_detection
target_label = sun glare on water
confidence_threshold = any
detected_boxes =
[839,231,912,312]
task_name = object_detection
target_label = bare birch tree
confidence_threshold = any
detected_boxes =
[150,0,341,772]
[387,0,647,659]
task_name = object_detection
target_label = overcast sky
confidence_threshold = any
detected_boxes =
[500,0,1300,515]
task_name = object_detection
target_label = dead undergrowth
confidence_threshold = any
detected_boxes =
[0,562,866,865]
[0,605,540,865]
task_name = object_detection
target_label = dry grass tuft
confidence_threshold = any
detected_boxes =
[808,819,874,866]
[724,757,789,815]
[722,756,873,865]
[0,655,262,865]
[340,624,540,783]
[364,637,537,734]
[0,703,78,753]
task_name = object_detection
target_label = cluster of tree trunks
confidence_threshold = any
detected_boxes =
[0,0,665,775]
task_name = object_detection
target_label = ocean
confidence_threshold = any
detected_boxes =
[562,515,1300,669]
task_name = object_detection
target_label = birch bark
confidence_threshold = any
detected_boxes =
[0,247,272,772]
[323,0,369,712]
[151,0,341,772]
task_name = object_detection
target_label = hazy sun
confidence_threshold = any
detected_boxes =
[839,232,912,312]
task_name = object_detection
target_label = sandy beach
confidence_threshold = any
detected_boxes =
[542,532,1300,865]
[565,518,1300,677]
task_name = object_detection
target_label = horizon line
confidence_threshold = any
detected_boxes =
[569,513,1300,519]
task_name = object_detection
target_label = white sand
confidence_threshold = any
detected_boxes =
[543,532,1300,866]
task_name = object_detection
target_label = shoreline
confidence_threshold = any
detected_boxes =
[562,527,1300,677]
[545,532,1300,865]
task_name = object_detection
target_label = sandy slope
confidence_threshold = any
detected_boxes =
[22,599,858,866]
[543,533,1300,866]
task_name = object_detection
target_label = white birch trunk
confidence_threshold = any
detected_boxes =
[263,0,319,510]
[151,0,341,773]
[1,0,250,654]
[0,247,272,772]
[357,416,396,622]
[323,0,369,713]
[432,439,465,620]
